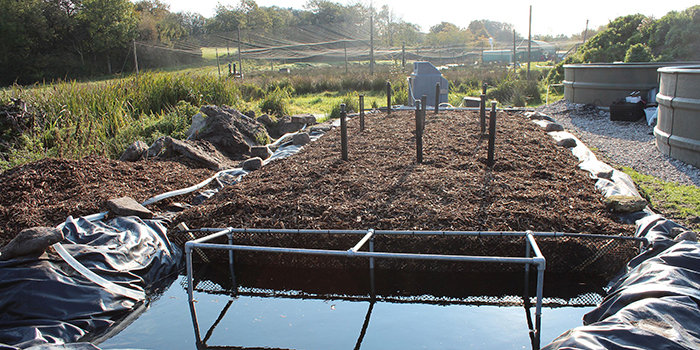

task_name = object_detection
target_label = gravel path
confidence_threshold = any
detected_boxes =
[537,100,700,187]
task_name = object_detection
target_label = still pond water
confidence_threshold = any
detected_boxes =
[99,275,593,350]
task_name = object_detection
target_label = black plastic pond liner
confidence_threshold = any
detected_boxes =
[543,215,700,349]
[0,216,182,349]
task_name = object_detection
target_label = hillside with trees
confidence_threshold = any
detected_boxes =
[1,0,522,86]
[547,5,700,83]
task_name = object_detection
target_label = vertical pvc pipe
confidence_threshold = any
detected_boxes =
[415,100,423,164]
[186,246,194,301]
[524,237,531,304]
[369,230,376,299]
[359,95,365,132]
[535,266,544,349]
[488,101,497,166]
[434,82,440,114]
[227,232,237,292]
[341,103,348,161]
[386,82,392,115]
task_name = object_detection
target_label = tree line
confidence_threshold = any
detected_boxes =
[0,0,529,86]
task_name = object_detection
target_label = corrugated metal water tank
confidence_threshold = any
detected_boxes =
[408,62,448,107]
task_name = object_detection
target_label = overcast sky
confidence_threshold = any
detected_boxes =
[158,0,699,36]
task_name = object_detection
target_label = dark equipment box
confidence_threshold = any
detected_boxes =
[610,101,645,122]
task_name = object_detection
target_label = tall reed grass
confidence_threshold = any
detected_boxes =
[1,63,547,170]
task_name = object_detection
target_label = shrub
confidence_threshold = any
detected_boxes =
[259,87,290,117]
[624,43,653,62]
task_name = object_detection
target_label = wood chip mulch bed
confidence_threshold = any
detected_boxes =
[177,110,630,234]
[0,156,214,248]
[174,110,636,276]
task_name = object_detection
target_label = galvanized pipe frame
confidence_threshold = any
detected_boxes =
[181,227,646,243]
[185,228,548,349]
[183,227,643,349]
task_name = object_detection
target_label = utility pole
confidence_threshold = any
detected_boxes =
[401,42,406,70]
[527,5,532,80]
[344,41,348,75]
[513,29,516,68]
[370,15,375,75]
[133,39,139,76]
[583,19,589,43]
[237,27,243,77]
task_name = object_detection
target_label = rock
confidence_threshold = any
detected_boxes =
[269,115,306,139]
[556,138,577,148]
[119,140,148,162]
[293,132,311,146]
[291,114,317,125]
[147,136,170,158]
[674,231,698,242]
[106,196,153,219]
[0,227,64,261]
[242,157,263,171]
[251,145,272,160]
[244,110,256,119]
[545,123,565,132]
[170,138,228,170]
[186,112,206,138]
[604,195,648,213]
[196,105,271,159]
[257,114,275,127]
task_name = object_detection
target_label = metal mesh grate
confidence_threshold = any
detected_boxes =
[179,274,605,307]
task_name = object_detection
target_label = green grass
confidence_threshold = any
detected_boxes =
[621,166,700,230]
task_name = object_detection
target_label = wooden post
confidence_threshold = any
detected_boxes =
[480,93,487,135]
[359,95,365,132]
[341,103,348,161]
[434,82,440,114]
[386,82,392,115]
[415,100,423,164]
[421,95,427,132]
[487,101,497,166]
[480,83,487,135]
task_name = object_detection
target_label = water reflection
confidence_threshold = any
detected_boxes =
[182,264,605,350]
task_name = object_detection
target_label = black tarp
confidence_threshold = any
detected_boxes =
[543,215,700,349]
[0,216,181,349]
